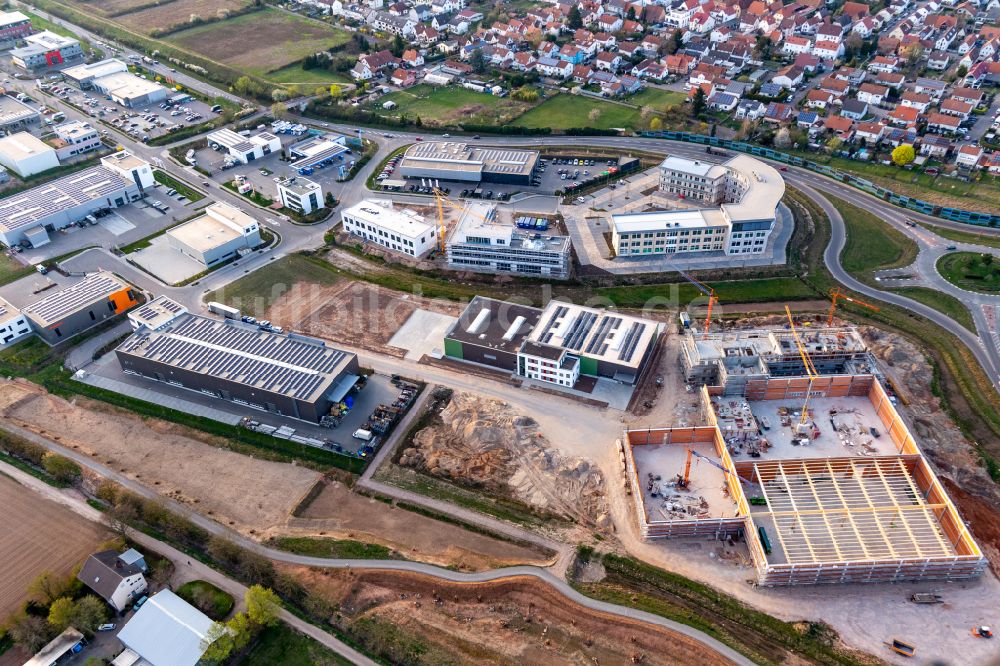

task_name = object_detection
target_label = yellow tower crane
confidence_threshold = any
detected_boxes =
[784,305,820,434]
[433,188,497,253]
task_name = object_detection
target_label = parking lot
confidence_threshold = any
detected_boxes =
[374,151,627,201]
[198,131,357,206]
[44,83,218,142]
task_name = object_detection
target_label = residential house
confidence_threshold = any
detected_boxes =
[772,65,804,88]
[926,50,951,70]
[841,98,868,120]
[782,35,813,55]
[940,98,974,120]
[873,71,905,89]
[806,89,834,110]
[951,87,984,107]
[855,121,886,143]
[77,550,148,613]
[391,68,416,87]
[401,49,424,68]
[956,144,984,168]
[709,92,739,111]
[914,77,947,100]
[868,55,899,73]
[857,83,888,106]
[351,50,398,80]
[919,134,953,158]
[763,102,794,123]
[735,99,766,120]
[536,57,573,78]
[926,111,962,134]
[889,104,920,127]
[900,91,931,112]
[812,40,844,60]
[665,53,696,75]
[595,51,622,72]
[824,114,855,139]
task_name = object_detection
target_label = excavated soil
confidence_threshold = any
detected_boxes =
[398,392,609,527]
[286,566,736,665]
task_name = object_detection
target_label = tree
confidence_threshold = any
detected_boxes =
[588,107,602,124]
[108,499,137,540]
[626,6,636,20]
[902,42,924,67]
[691,87,707,118]
[774,127,792,148]
[329,83,341,99]
[325,191,336,208]
[71,596,108,635]
[649,116,663,131]
[245,585,281,627]
[567,5,583,29]
[271,88,290,102]
[271,102,288,119]
[227,612,253,651]
[753,34,772,61]
[41,453,80,483]
[10,615,49,653]
[983,253,994,266]
[47,597,76,632]
[29,571,70,606]
[390,34,406,58]
[669,29,683,55]
[469,48,487,74]
[826,136,843,153]
[891,143,915,166]
[201,622,235,663]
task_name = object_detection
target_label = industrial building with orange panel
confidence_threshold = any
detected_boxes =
[21,271,140,344]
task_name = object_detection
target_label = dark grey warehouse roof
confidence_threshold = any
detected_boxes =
[117,313,353,402]
[445,295,541,354]
[23,272,130,327]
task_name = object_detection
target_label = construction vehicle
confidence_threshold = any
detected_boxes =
[972,626,993,639]
[675,269,718,340]
[676,447,738,490]
[785,306,820,438]
[827,288,879,326]
[886,638,916,657]
[909,593,943,604]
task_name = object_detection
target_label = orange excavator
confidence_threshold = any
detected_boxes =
[827,288,879,326]
[676,447,735,490]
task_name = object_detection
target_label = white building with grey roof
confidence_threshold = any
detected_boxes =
[0,150,152,247]
[341,199,438,257]
[207,128,281,164]
[11,30,83,70]
[22,271,139,344]
[0,131,59,177]
[0,94,41,133]
[115,304,360,422]
[399,141,539,184]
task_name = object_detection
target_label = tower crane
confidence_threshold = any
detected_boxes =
[433,188,497,253]
[676,269,718,340]
[827,288,879,326]
[785,305,820,435]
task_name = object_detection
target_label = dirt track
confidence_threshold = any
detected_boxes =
[288,566,735,665]
[0,474,108,622]
[287,479,551,570]
[0,380,320,536]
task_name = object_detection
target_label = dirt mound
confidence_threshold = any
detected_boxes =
[399,393,609,527]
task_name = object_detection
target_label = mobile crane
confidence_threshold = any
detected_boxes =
[827,288,879,326]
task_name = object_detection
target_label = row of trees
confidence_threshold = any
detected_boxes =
[6,571,108,654]
[201,585,281,663]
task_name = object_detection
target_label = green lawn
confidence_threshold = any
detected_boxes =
[938,251,1000,293]
[204,254,342,316]
[372,84,532,127]
[922,223,1000,249]
[0,253,34,286]
[890,286,976,332]
[166,9,350,77]
[266,64,351,87]
[266,536,396,559]
[628,88,686,108]
[154,170,204,202]
[238,624,353,666]
[597,277,817,307]
[175,580,234,620]
[830,193,918,279]
[513,94,644,130]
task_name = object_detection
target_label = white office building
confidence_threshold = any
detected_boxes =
[341,199,437,257]
[51,120,102,160]
[207,128,281,164]
[166,202,261,267]
[446,203,571,278]
[612,154,784,257]
[11,31,82,70]
[276,177,323,215]
[0,297,31,349]
[0,132,58,177]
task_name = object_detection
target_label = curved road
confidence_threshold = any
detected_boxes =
[0,420,753,666]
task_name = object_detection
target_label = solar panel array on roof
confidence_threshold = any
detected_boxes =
[135,297,183,322]
[586,316,622,356]
[0,165,133,232]
[129,314,347,400]
[618,321,647,362]
[23,273,126,325]
[538,305,568,344]
[562,311,597,351]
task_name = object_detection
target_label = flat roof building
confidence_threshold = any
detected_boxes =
[11,30,83,70]
[50,119,102,160]
[0,94,40,133]
[289,133,348,169]
[207,128,281,164]
[91,70,168,107]
[444,297,663,387]
[399,142,539,184]
[62,57,128,88]
[446,203,571,279]
[276,177,323,215]
[0,131,59,177]
[22,271,139,344]
[127,294,188,332]
[165,202,261,267]
[0,150,152,247]
[0,297,31,348]
[612,154,784,258]
[0,11,32,47]
[116,308,360,423]
[341,199,437,257]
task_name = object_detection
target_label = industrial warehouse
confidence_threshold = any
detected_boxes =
[20,271,139,344]
[115,299,361,423]
[0,151,153,247]
[609,154,784,257]
[398,142,539,185]
[444,297,663,387]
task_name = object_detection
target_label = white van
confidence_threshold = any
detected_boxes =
[352,429,373,442]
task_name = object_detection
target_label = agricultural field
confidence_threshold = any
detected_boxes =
[165,8,350,77]
[115,0,254,35]
[372,84,534,127]
[61,0,152,18]
[513,93,646,131]
[0,473,109,622]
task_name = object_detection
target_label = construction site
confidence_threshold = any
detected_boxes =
[621,308,987,586]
